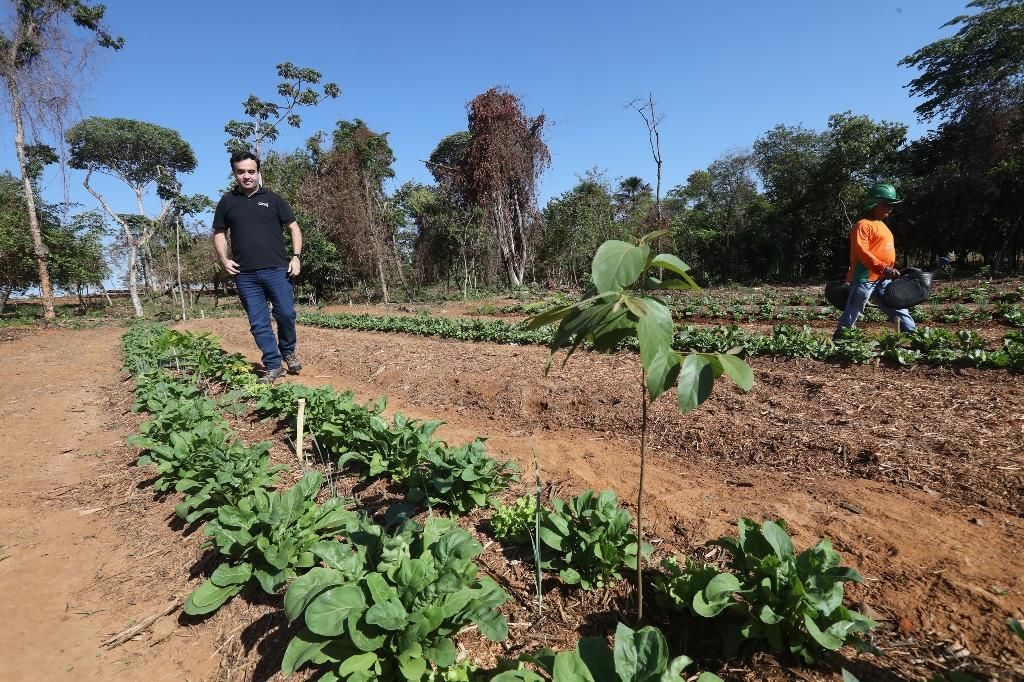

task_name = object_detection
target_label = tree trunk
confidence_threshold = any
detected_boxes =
[175,217,186,321]
[126,243,143,317]
[7,74,55,320]
[391,234,413,300]
[0,285,11,314]
[84,168,144,317]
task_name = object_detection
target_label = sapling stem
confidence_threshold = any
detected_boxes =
[637,367,648,622]
[529,440,543,615]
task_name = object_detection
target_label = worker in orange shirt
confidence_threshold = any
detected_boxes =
[834,183,916,340]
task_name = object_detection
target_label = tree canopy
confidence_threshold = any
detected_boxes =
[66,117,197,193]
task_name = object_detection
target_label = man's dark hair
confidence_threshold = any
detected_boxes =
[230,150,260,171]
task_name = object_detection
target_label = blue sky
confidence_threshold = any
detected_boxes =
[2,0,968,224]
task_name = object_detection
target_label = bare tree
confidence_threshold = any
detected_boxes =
[628,94,665,226]
[0,1,122,319]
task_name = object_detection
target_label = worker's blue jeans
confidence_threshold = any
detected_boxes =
[836,280,916,334]
[235,266,296,370]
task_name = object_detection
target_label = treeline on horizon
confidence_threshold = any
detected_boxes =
[2,0,1022,313]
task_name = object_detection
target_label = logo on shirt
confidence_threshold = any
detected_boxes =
[258,201,270,208]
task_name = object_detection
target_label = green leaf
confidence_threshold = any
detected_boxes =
[693,573,740,618]
[305,584,367,637]
[424,636,457,667]
[348,613,387,652]
[665,656,695,680]
[365,598,408,631]
[677,354,715,414]
[648,253,690,278]
[804,613,845,651]
[841,670,861,682]
[281,627,330,674]
[209,561,252,587]
[636,297,673,370]
[183,578,242,615]
[560,567,582,585]
[715,353,754,391]
[474,608,509,642]
[592,240,650,293]
[552,651,595,682]
[284,567,344,624]
[614,623,667,682]
[1008,617,1024,641]
[761,520,794,560]
[398,657,426,681]
[526,304,577,330]
[577,637,615,681]
[646,346,681,402]
[339,651,379,677]
[638,229,671,244]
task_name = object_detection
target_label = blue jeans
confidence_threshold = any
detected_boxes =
[235,267,296,370]
[836,280,916,334]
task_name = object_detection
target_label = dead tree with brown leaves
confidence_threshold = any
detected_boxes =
[465,87,550,288]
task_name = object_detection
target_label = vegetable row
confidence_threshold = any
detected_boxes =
[120,323,879,680]
[297,311,1024,371]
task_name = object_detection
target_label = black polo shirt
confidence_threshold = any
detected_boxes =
[212,187,296,271]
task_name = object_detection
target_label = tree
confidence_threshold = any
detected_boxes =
[0,0,122,318]
[538,172,621,285]
[465,87,550,287]
[627,94,666,226]
[225,62,340,157]
[421,131,494,295]
[899,0,1024,271]
[670,151,770,282]
[752,113,906,279]
[47,209,110,306]
[613,176,655,235]
[66,116,198,317]
[0,173,36,311]
[899,0,1024,122]
[261,142,346,302]
[298,120,404,302]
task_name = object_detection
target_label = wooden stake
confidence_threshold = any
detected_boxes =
[296,398,306,463]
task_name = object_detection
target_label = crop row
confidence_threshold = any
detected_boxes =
[297,311,1024,372]
[470,285,1024,318]
[471,297,1024,327]
[116,323,894,680]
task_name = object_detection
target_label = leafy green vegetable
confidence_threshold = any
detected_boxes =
[409,439,519,513]
[537,490,650,590]
[281,516,509,681]
[490,495,538,544]
[492,622,722,681]
[184,472,360,615]
[653,518,875,663]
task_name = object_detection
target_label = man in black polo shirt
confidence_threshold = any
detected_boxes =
[213,151,304,383]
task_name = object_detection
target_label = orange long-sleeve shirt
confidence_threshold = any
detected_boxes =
[847,219,896,283]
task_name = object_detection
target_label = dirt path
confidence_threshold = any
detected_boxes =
[181,317,1024,677]
[0,328,218,682]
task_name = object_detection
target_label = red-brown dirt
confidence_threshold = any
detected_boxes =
[0,327,219,681]
[2,319,1022,681]
[178,317,1024,679]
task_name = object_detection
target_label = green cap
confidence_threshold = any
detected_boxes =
[861,183,902,214]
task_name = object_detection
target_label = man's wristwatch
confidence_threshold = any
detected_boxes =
[292,253,301,260]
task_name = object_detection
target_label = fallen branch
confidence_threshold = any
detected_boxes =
[101,598,181,649]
